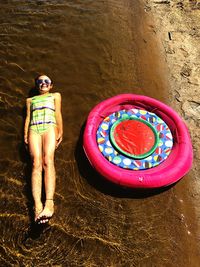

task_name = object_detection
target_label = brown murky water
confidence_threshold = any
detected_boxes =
[0,0,199,266]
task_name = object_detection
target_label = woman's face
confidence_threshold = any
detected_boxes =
[36,75,52,94]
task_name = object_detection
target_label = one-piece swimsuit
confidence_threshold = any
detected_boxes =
[29,93,57,135]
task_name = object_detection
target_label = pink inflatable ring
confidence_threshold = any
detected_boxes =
[83,94,193,188]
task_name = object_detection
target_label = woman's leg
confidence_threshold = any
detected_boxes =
[28,130,43,221]
[37,126,57,221]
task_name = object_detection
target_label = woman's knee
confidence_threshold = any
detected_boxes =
[32,157,43,172]
[43,154,54,168]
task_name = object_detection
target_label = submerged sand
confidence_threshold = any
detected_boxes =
[0,0,199,266]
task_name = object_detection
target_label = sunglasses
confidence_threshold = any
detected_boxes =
[36,79,51,85]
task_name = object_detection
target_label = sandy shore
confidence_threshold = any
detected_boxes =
[141,0,200,255]
[143,0,200,202]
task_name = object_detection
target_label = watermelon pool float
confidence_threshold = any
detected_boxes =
[83,94,193,188]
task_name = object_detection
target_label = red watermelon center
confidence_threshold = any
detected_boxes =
[113,119,156,156]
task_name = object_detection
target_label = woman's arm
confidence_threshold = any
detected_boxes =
[24,98,31,144]
[54,92,63,148]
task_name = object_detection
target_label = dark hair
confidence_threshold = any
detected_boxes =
[34,74,53,88]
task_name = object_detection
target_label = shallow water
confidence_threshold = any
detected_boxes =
[0,0,199,266]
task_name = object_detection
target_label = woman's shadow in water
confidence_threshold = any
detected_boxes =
[19,87,50,239]
[75,123,174,199]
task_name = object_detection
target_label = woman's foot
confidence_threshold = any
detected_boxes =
[34,202,43,223]
[36,199,54,224]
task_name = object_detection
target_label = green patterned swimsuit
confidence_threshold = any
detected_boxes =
[29,93,57,135]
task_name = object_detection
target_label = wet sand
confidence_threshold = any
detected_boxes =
[0,0,199,266]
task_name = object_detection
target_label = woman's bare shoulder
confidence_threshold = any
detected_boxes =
[53,92,62,99]
[26,97,32,104]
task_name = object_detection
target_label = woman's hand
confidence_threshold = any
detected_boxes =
[56,132,63,149]
[24,135,28,145]
[24,135,29,150]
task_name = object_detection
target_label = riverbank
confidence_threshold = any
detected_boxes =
[139,0,200,262]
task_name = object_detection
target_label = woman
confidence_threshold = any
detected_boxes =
[24,74,63,224]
